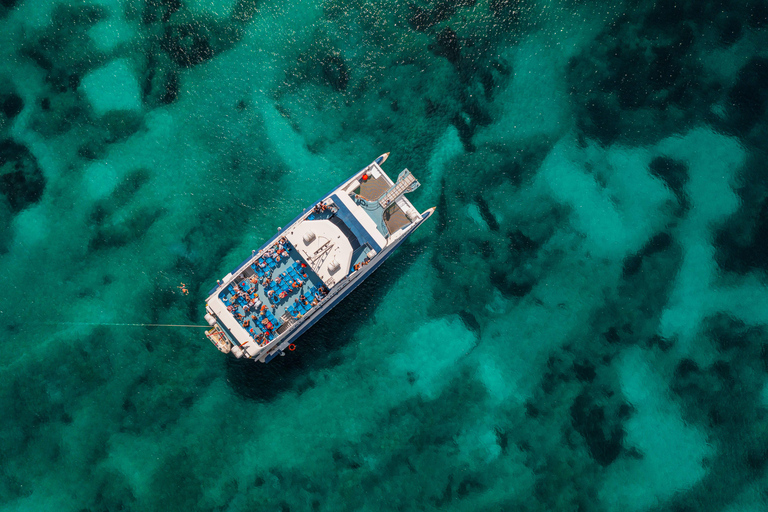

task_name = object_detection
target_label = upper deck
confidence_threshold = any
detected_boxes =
[204,158,425,359]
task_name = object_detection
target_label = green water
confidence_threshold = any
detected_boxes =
[2,0,768,511]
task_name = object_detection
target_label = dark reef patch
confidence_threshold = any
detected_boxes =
[142,0,182,25]
[622,232,674,277]
[320,52,349,92]
[408,0,476,32]
[668,320,768,512]
[570,392,626,466]
[1,93,23,119]
[473,194,499,231]
[566,7,716,145]
[489,264,533,298]
[489,0,522,23]
[161,23,216,68]
[0,139,45,213]
[726,57,768,135]
[573,361,596,383]
[89,207,166,251]
[747,0,768,28]
[649,157,689,207]
[160,71,180,104]
[87,171,159,251]
[458,310,481,334]
[715,195,768,274]
[434,27,462,65]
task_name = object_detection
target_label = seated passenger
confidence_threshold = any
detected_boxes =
[267,290,274,298]
[279,291,288,299]
[275,276,282,285]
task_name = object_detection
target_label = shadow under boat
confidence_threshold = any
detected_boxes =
[224,236,430,402]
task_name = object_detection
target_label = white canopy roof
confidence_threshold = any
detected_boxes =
[286,219,353,287]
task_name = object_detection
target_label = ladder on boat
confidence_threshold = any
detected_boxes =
[378,169,420,208]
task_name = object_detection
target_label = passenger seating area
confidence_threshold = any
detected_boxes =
[287,285,328,319]
[264,262,310,302]
[217,237,325,348]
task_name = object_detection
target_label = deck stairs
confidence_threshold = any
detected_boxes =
[378,169,420,208]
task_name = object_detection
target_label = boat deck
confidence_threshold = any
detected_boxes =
[351,174,413,237]
[218,238,327,348]
[358,175,390,201]
[353,197,409,238]
[383,203,410,233]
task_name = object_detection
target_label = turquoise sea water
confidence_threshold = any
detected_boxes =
[2,0,768,510]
